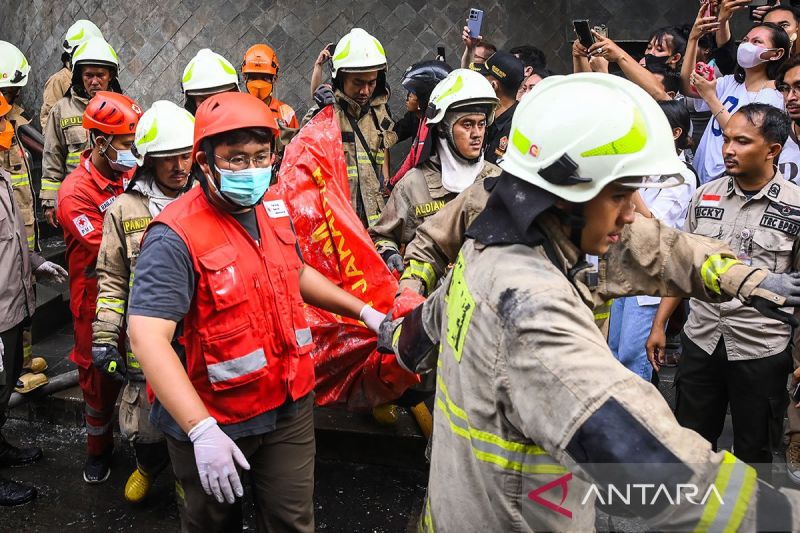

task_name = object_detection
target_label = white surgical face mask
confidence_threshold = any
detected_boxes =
[737,42,777,69]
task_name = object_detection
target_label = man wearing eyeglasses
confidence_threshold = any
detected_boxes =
[775,56,800,487]
[126,92,386,532]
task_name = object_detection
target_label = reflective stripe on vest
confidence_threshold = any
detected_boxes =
[693,452,757,533]
[207,347,267,384]
[436,362,567,475]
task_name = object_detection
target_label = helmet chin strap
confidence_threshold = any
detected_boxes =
[554,204,586,251]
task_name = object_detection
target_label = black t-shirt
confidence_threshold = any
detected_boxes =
[128,208,302,440]
[485,102,518,165]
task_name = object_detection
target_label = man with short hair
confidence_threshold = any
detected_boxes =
[308,28,397,228]
[474,51,524,164]
[42,37,121,227]
[774,55,800,486]
[40,19,104,129]
[56,91,142,484]
[649,103,800,483]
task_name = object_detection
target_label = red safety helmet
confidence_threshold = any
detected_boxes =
[242,44,279,76]
[192,91,279,161]
[83,91,143,136]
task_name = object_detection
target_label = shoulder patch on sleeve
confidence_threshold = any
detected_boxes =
[73,214,95,236]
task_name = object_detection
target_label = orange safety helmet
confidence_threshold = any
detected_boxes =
[242,44,279,76]
[242,44,279,101]
[0,92,11,117]
[83,91,143,136]
[192,91,279,161]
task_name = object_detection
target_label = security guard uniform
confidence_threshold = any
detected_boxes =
[0,104,36,251]
[40,67,73,129]
[370,159,500,257]
[390,206,800,531]
[677,172,800,480]
[41,91,90,208]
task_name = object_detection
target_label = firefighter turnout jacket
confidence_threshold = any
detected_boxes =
[391,212,800,531]
[0,104,37,251]
[42,91,90,207]
[40,67,73,129]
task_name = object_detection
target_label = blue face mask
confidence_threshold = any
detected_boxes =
[216,165,273,207]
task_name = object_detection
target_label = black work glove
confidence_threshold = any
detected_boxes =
[91,343,126,382]
[313,84,335,109]
[376,312,396,355]
[380,249,405,273]
[750,272,800,327]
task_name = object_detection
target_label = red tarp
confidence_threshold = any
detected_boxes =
[274,106,421,411]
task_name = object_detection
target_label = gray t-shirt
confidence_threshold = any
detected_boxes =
[128,209,302,441]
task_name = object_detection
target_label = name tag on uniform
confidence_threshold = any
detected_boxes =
[264,199,289,218]
[98,196,116,212]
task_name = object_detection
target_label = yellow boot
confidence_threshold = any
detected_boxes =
[124,467,153,503]
[372,404,399,426]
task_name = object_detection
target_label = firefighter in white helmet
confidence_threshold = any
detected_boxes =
[41,37,121,228]
[181,48,239,114]
[379,73,800,531]
[307,28,397,228]
[40,19,104,128]
[92,100,194,502]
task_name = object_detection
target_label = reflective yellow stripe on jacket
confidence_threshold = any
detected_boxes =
[436,361,567,475]
[400,260,437,295]
[66,151,81,167]
[96,297,126,316]
[41,177,62,193]
[700,255,740,295]
[10,173,29,188]
[694,452,757,533]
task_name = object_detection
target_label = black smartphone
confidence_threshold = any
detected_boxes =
[437,46,446,62]
[325,43,336,57]
[749,0,772,19]
[573,19,594,49]
[793,382,800,403]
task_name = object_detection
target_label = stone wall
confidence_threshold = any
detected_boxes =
[3,0,707,124]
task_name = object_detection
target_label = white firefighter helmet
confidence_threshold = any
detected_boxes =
[133,100,195,165]
[72,37,119,70]
[498,73,685,204]
[426,68,499,126]
[0,41,30,89]
[331,28,387,78]
[63,20,104,55]
[181,49,239,96]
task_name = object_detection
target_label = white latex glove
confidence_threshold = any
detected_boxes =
[36,261,68,283]
[0,336,4,373]
[188,417,250,504]
[360,304,386,334]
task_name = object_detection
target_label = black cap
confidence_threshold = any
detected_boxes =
[474,51,525,93]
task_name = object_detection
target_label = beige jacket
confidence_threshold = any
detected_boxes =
[40,67,72,129]
[93,180,161,380]
[0,104,36,250]
[400,173,493,295]
[371,160,500,256]
[0,167,43,333]
[398,213,798,532]
[684,172,800,360]
[41,91,90,206]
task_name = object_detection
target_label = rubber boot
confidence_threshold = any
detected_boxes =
[125,442,168,503]
[372,404,399,426]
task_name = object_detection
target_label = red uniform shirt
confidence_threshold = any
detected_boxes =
[56,150,133,367]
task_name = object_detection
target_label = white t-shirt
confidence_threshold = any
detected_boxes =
[636,153,697,306]
[694,75,784,184]
[778,127,800,185]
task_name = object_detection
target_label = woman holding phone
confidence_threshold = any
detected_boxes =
[683,5,790,183]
